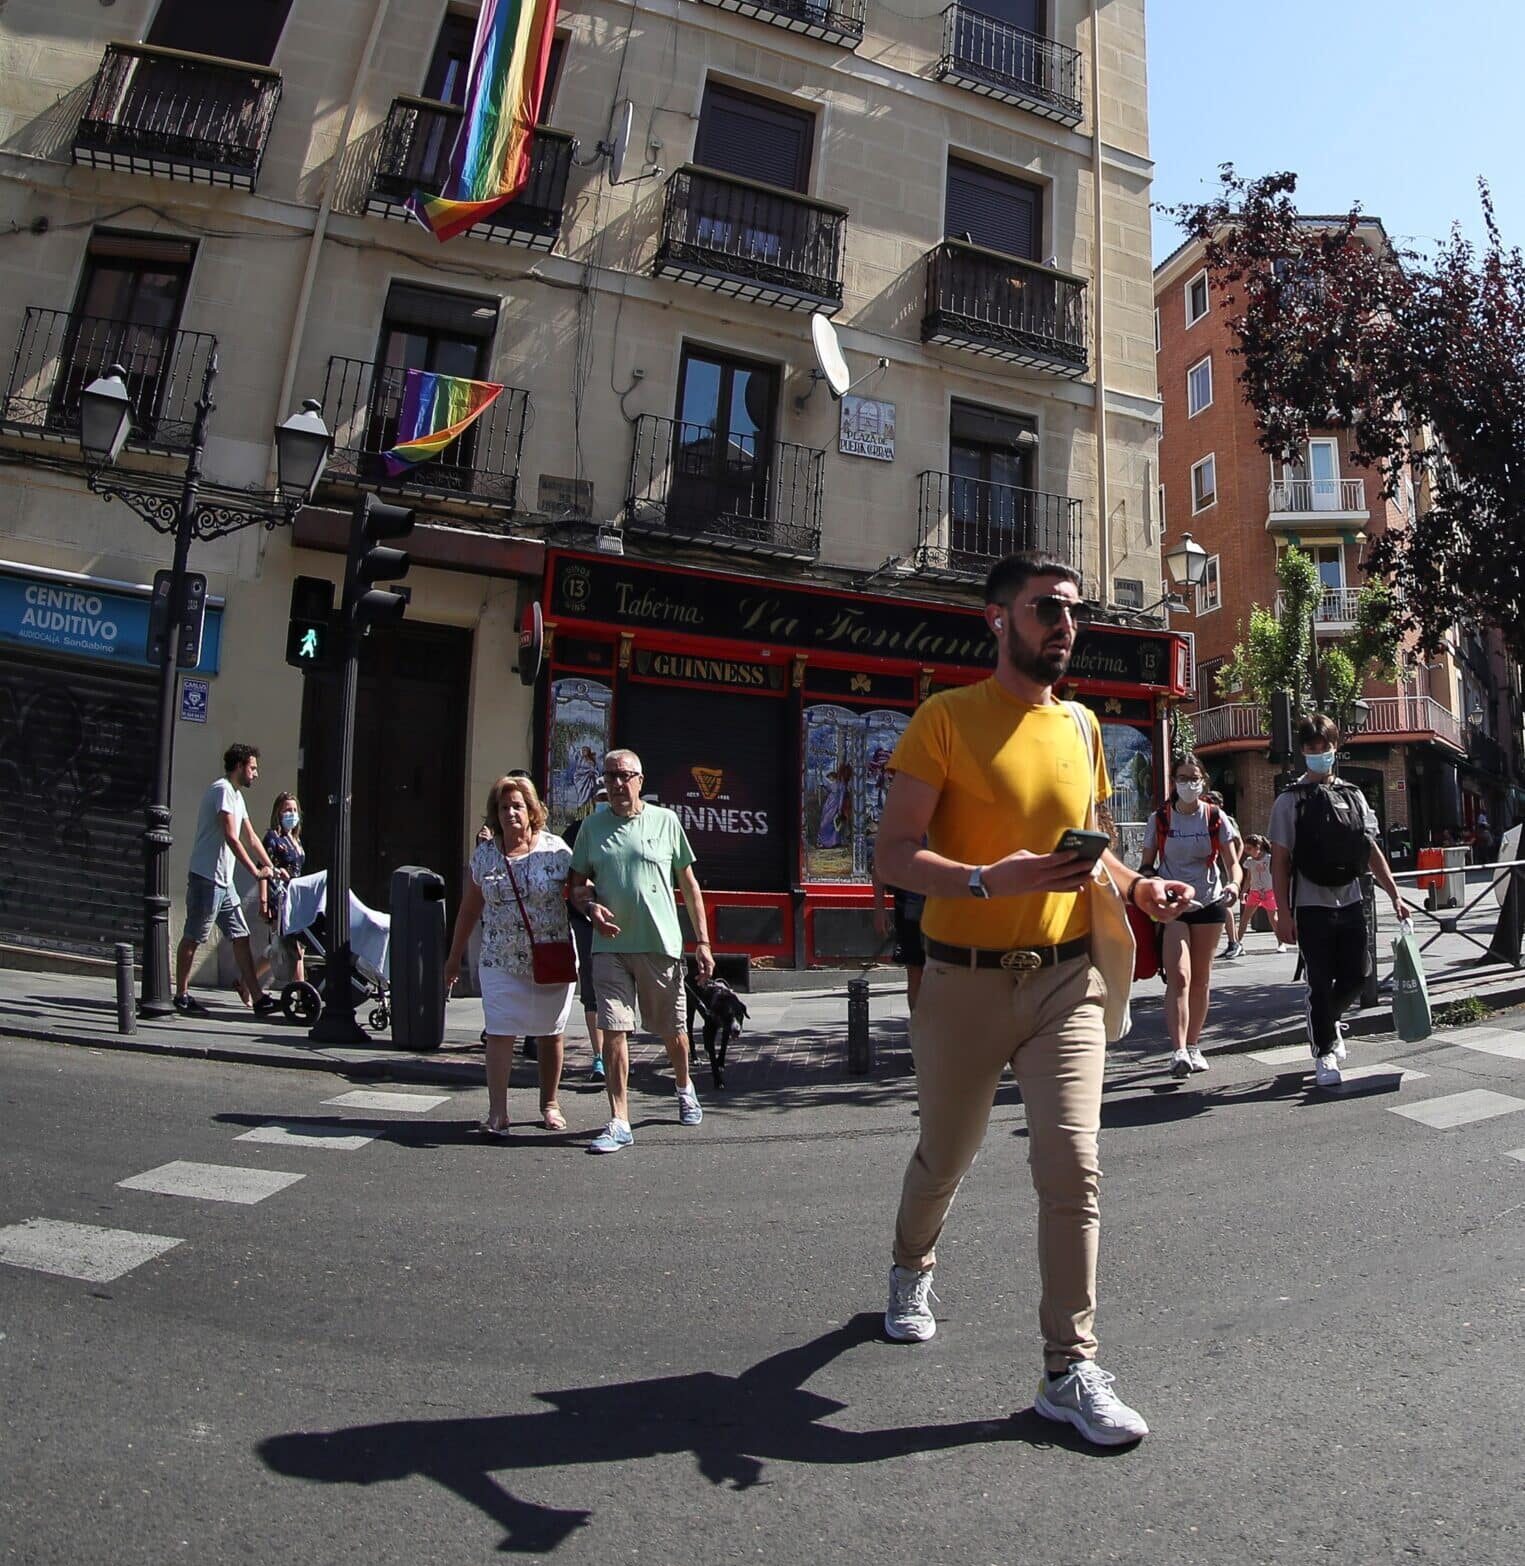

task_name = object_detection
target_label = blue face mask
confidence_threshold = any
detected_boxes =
[281,811,300,831]
[1304,751,1336,777]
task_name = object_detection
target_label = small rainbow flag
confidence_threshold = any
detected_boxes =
[409,0,561,243]
[382,369,504,476]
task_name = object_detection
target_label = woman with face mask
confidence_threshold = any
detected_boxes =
[1139,753,1242,1078]
[261,793,307,985]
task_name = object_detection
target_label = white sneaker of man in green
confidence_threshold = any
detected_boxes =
[1034,1360,1148,1446]
[883,1265,938,1342]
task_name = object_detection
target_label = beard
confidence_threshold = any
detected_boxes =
[1002,609,1072,685]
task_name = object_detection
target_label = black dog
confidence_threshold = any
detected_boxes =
[684,962,749,1089]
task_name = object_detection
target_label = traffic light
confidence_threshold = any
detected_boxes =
[343,493,414,630]
[286,575,335,669]
[1269,688,1295,762]
[146,569,208,670]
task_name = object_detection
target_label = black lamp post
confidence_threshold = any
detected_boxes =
[80,360,330,1016]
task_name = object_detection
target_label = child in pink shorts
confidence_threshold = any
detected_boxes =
[1241,836,1286,951]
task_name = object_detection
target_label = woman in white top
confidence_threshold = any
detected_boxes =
[1140,752,1242,1079]
[445,774,581,1136]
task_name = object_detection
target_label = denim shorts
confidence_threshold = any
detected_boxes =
[183,873,249,945]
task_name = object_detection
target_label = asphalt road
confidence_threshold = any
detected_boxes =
[2,1026,1523,1565]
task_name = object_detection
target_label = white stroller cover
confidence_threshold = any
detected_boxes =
[280,871,392,979]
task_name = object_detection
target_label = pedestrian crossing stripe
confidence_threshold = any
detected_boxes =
[1387,1089,1525,1129]
[321,1090,450,1113]
[117,1161,306,1205]
[235,1123,376,1151]
[0,1218,183,1283]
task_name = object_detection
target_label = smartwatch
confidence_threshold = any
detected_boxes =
[968,866,990,900]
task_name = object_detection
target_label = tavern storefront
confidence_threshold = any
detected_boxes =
[537,550,1192,967]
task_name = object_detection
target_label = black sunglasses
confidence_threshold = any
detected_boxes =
[604,769,642,782]
[1027,594,1091,628]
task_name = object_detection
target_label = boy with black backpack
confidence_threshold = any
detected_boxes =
[1268,714,1410,1087]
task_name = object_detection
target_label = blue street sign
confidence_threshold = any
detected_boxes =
[180,678,209,723]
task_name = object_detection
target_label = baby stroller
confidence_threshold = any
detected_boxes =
[271,871,393,1031]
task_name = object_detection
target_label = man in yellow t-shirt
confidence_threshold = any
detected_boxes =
[874,551,1191,1449]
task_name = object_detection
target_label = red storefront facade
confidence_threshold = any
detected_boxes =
[537,550,1192,967]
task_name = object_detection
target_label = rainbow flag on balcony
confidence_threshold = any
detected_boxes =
[381,369,503,476]
[408,0,560,242]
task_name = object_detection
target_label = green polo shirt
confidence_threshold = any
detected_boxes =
[569,803,696,958]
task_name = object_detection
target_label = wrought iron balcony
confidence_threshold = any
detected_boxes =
[625,414,823,561]
[319,357,530,511]
[366,99,576,252]
[653,166,846,313]
[1267,475,1368,523]
[1275,586,1363,628]
[922,240,1088,375]
[915,470,1082,578]
[1194,697,1467,752]
[0,307,215,456]
[694,0,866,48]
[934,6,1084,124]
[72,42,283,191]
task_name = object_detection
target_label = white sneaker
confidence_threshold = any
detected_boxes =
[1276,943,1289,953]
[1169,1049,1192,1080]
[1314,1053,1343,1089]
[884,1265,938,1342]
[1034,1361,1149,1446]
[1186,1046,1208,1074]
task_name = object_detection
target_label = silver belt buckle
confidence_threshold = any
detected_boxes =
[999,948,1043,973]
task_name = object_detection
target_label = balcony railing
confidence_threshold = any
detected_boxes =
[1275,586,1363,626]
[652,166,846,313]
[1195,697,1467,751]
[915,470,1082,577]
[367,99,575,251]
[625,414,823,561]
[319,357,529,510]
[72,41,283,191]
[1267,477,1367,516]
[922,240,1087,375]
[934,6,1084,123]
[0,307,215,455]
[695,0,866,48]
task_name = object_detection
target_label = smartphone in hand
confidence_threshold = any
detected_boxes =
[1054,828,1111,865]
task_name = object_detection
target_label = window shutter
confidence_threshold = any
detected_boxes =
[695,85,813,192]
[945,160,1040,260]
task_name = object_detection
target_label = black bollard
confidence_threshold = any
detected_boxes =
[847,978,871,1074]
[114,943,136,1034]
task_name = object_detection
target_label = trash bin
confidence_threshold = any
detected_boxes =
[390,865,447,1051]
[1441,845,1468,910]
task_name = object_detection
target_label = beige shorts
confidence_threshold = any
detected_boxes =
[592,951,684,1038]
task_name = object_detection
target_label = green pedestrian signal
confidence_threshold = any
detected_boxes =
[286,576,335,670]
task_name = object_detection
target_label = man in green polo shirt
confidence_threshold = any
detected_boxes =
[570,747,716,1154]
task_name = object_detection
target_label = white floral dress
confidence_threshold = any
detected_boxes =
[472,831,576,1036]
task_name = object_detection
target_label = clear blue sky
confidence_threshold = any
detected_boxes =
[1148,0,1524,264]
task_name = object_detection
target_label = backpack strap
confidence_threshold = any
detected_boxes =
[1063,701,1099,829]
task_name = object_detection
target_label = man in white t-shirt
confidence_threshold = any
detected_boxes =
[174,743,282,1016]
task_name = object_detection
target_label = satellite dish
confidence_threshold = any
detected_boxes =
[608,101,634,185]
[810,312,851,400]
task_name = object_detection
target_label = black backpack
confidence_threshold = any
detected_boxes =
[1292,781,1372,887]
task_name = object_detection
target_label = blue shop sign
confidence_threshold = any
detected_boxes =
[0,569,222,674]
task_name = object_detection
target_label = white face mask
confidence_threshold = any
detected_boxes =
[1175,779,1205,803]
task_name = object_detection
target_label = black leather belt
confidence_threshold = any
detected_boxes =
[923,934,1090,972]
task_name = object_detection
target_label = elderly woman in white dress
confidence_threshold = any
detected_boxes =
[444,774,581,1136]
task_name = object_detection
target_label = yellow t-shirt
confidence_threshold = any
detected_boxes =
[888,679,1111,949]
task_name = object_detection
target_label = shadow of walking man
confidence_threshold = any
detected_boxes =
[258,1314,1030,1552]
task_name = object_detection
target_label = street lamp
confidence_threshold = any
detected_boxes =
[80,350,330,1016]
[1164,531,1210,591]
[80,364,133,466]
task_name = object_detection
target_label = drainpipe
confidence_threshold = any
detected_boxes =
[266,0,394,495]
[1089,0,1110,607]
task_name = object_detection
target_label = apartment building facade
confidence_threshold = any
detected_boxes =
[1154,225,1522,857]
[0,0,1184,969]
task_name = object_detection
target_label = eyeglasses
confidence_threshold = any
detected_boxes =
[1026,594,1091,628]
[603,769,642,783]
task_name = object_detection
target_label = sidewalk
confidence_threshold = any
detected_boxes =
[3,909,1522,1089]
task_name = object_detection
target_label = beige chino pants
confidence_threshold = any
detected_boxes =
[892,954,1108,1371]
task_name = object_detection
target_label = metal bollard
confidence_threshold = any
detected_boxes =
[847,977,871,1074]
[114,943,136,1034]
[1360,874,1379,1008]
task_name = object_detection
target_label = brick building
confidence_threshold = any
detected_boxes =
[1153,223,1522,859]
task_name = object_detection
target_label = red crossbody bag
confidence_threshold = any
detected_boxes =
[504,853,578,986]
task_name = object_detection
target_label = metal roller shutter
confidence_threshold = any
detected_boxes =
[945,159,1042,259]
[0,647,155,954]
[695,84,814,193]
